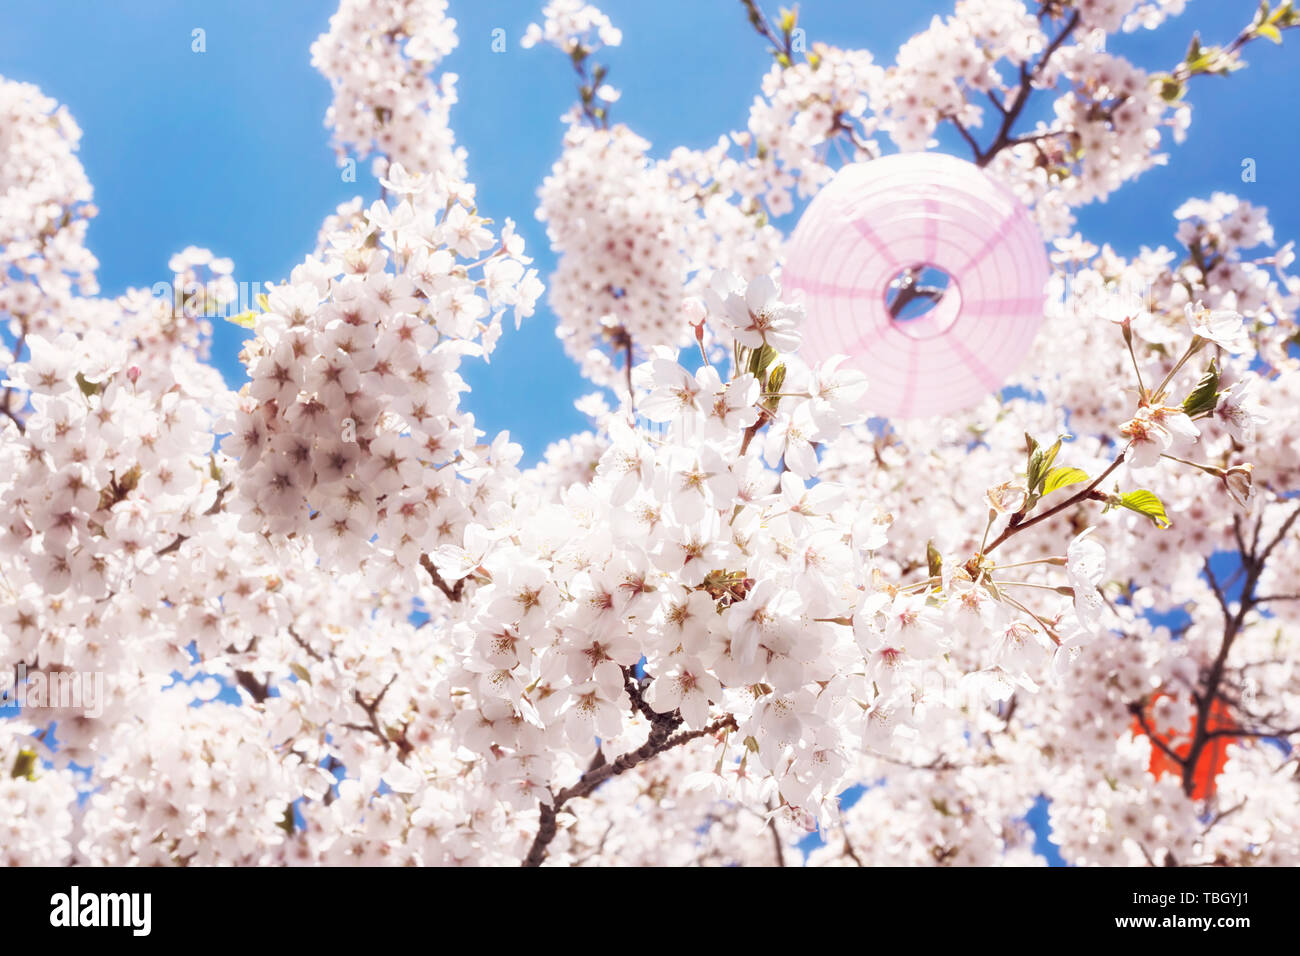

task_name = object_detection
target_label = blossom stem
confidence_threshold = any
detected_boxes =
[977,507,997,555]
[625,336,635,415]
[994,580,1071,595]
[1001,594,1061,646]
[1124,329,1148,399]
[898,576,942,593]
[1159,452,1221,476]
[1151,339,1202,401]
[993,556,1066,570]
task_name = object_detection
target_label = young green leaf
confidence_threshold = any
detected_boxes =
[1118,489,1171,529]
[75,372,103,398]
[1182,359,1220,417]
[1026,434,1070,497]
[11,748,37,780]
[748,343,778,378]
[1256,22,1283,42]
[926,540,943,583]
[1042,466,1090,496]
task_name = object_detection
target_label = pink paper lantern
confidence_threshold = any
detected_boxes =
[783,152,1050,418]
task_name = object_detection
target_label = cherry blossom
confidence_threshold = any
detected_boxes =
[2,0,1299,870]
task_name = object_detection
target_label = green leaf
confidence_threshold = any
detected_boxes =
[75,372,103,398]
[1118,489,1171,529]
[1181,359,1220,417]
[765,364,786,411]
[226,309,259,329]
[1042,466,1090,496]
[11,748,37,780]
[1257,22,1283,42]
[926,540,943,582]
[1157,75,1186,102]
[289,663,312,684]
[1041,437,1063,472]
[748,343,778,378]
[1026,434,1069,497]
[277,804,296,835]
[117,464,142,494]
[256,293,271,312]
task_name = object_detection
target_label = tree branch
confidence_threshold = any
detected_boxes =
[973,11,1081,167]
[1181,500,1300,797]
[419,553,466,602]
[984,447,1126,555]
[1127,701,1187,769]
[522,712,737,867]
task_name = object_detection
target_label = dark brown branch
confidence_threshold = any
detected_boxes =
[1,325,28,432]
[1181,501,1300,797]
[972,11,1081,167]
[841,827,864,866]
[625,335,635,416]
[419,553,466,602]
[522,712,738,867]
[1203,558,1230,620]
[346,675,413,762]
[234,669,271,703]
[0,403,25,434]
[949,116,983,159]
[1201,800,1245,836]
[766,800,787,867]
[1204,725,1300,741]
[155,483,230,556]
[739,0,793,60]
[289,624,325,662]
[1127,701,1188,768]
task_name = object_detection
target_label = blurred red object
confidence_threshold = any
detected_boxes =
[1130,693,1238,800]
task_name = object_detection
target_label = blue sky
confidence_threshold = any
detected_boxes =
[2,0,1297,463]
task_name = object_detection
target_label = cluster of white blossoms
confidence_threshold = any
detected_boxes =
[739,45,885,211]
[536,125,694,383]
[221,166,541,578]
[3,0,1300,868]
[0,78,98,341]
[521,0,622,53]
[1079,0,1188,34]
[881,0,1046,151]
[310,0,466,183]
[528,2,793,384]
